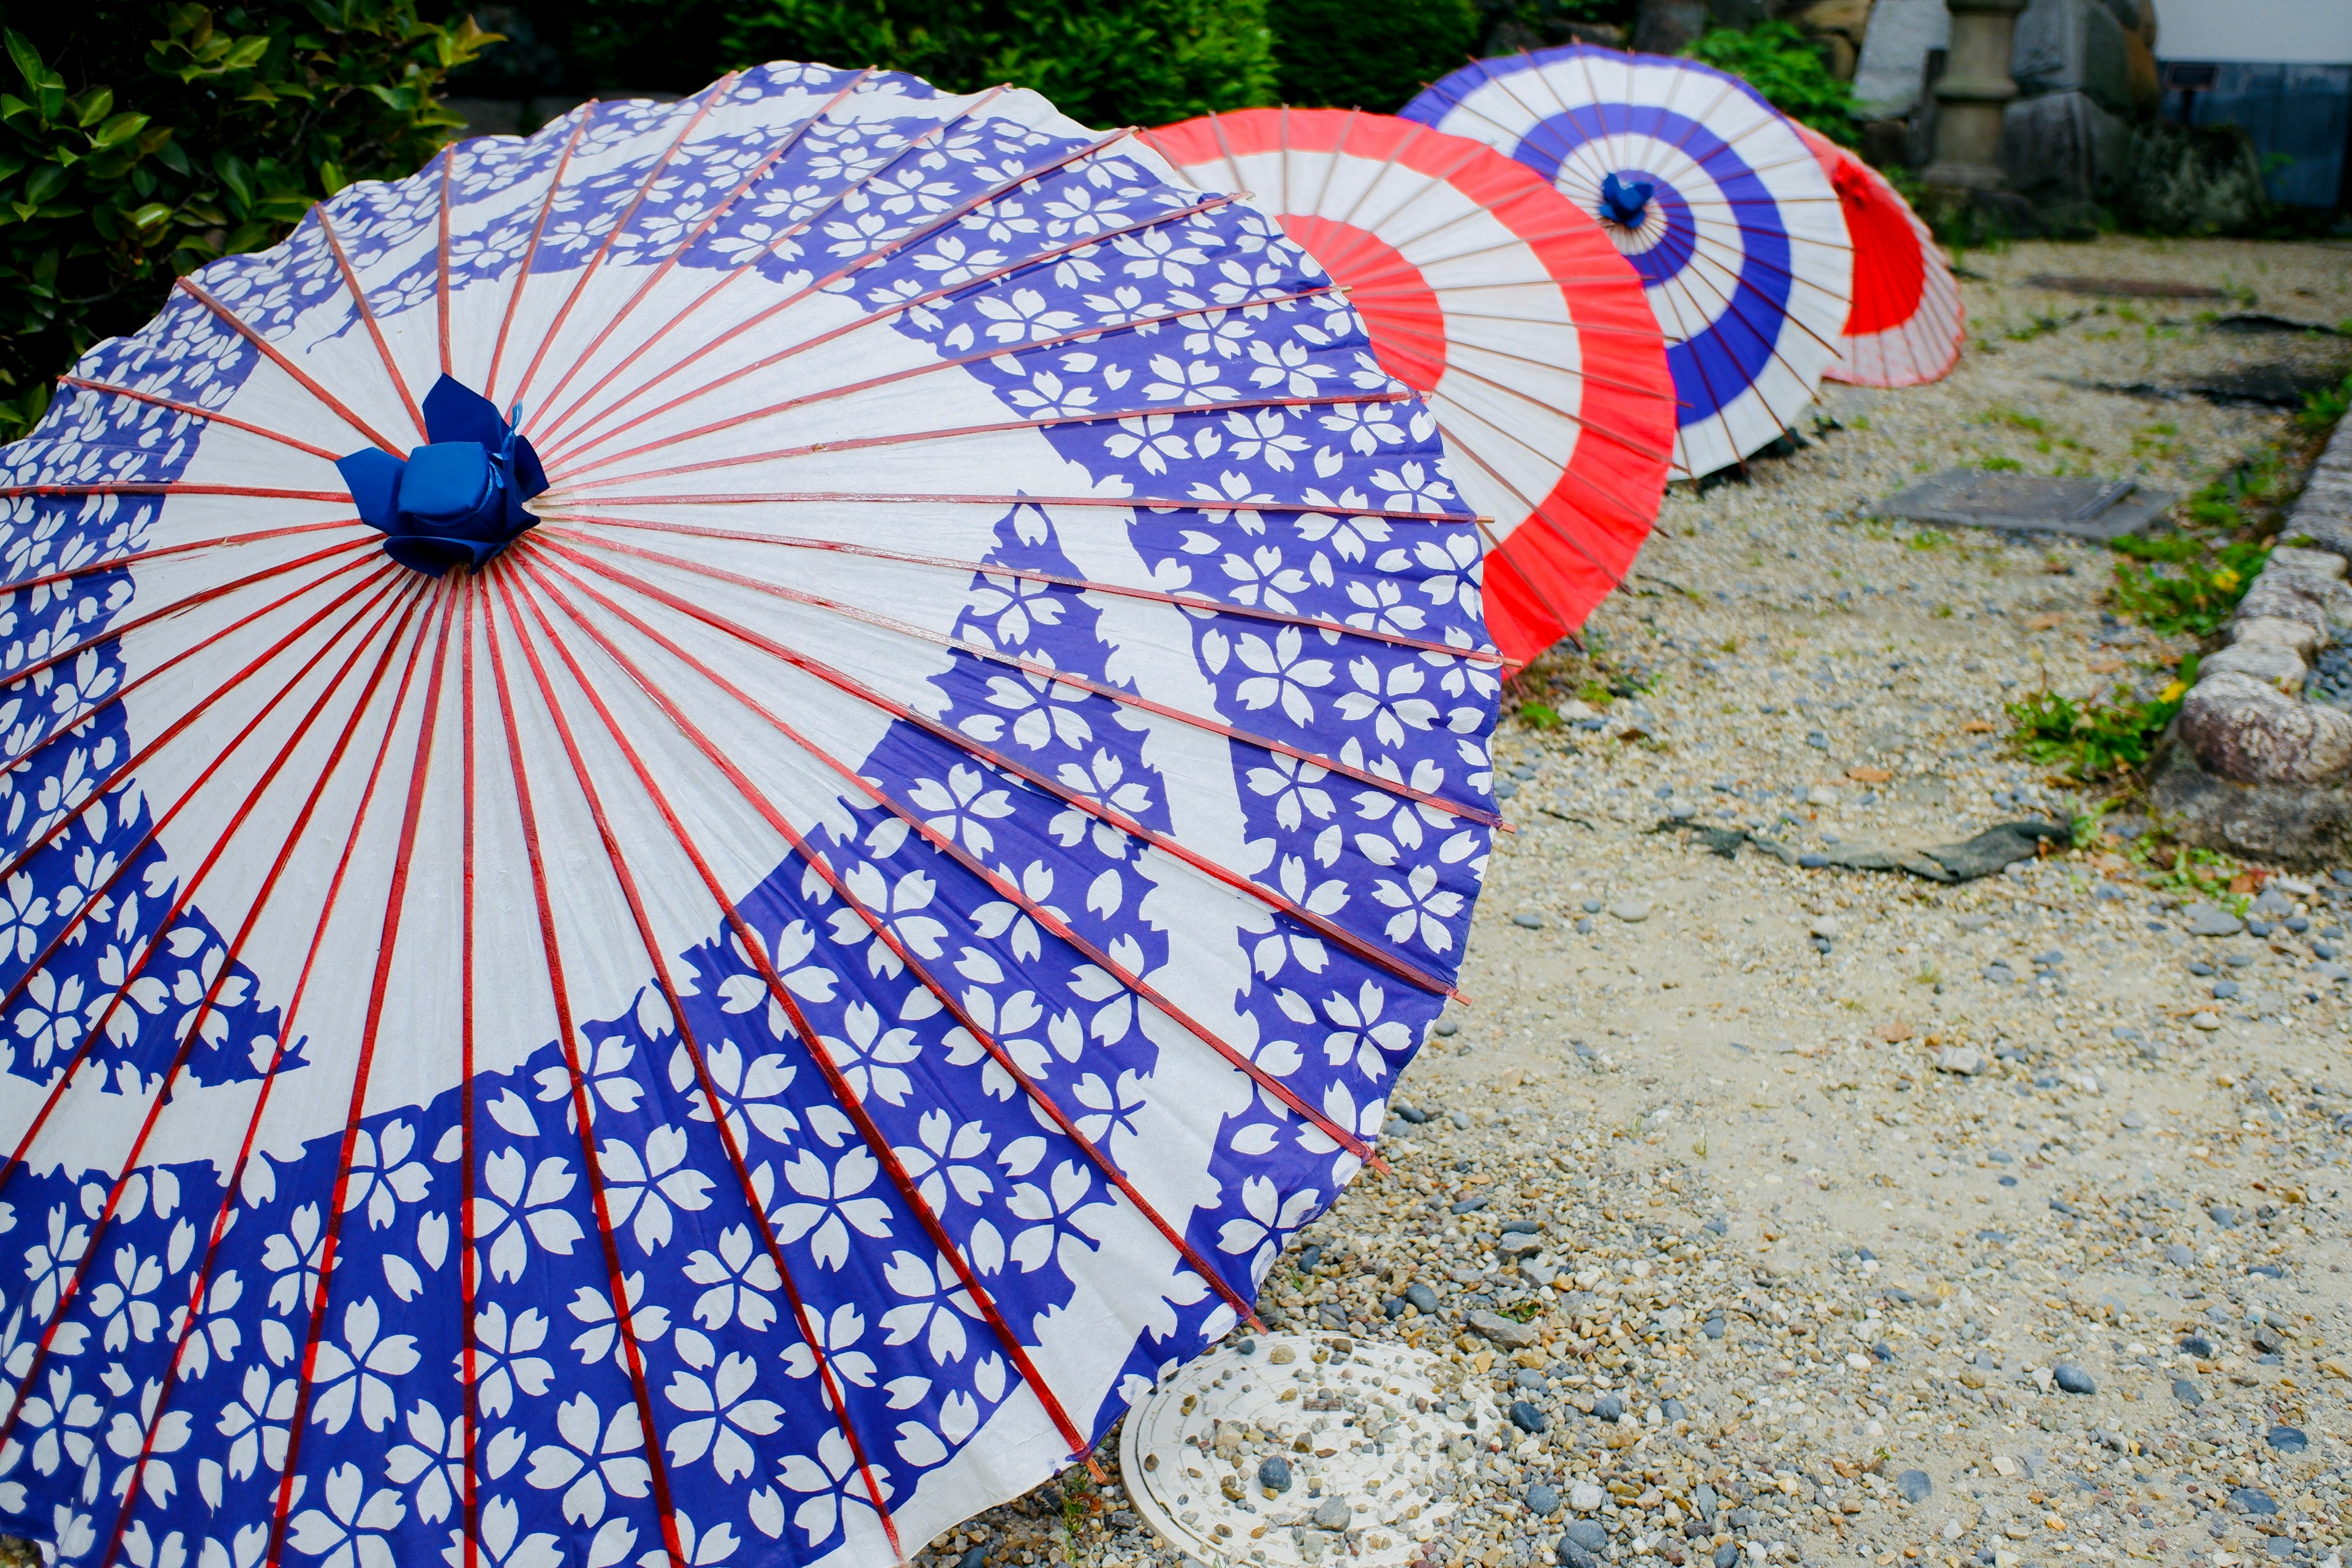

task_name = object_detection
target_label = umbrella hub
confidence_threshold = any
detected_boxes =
[335,375,549,578]
[1599,172,1655,230]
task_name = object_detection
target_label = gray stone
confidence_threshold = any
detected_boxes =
[1570,1482,1606,1513]
[2053,1364,2097,1394]
[960,1549,987,1568]
[1563,1522,1610,1553]
[1313,1498,1352,1529]
[2232,616,2324,657]
[1403,1282,1441,1314]
[2269,545,2346,579]
[1692,1484,1717,1520]
[1593,1393,1625,1422]
[2012,0,2133,113]
[2267,1425,2309,1453]
[1513,912,1546,929]
[2200,641,2309,685]
[2179,670,2352,784]
[2208,1205,2238,1227]
[1510,1400,1548,1433]
[1924,820,2070,880]
[1608,900,1651,922]
[1713,1548,1740,1568]
[2184,903,2245,937]
[2237,568,2352,636]
[1467,1309,1541,1349]
[1853,0,1948,116]
[2178,1333,2214,1357]
[2166,1242,2196,1267]
[2173,1376,2204,1406]
[2152,735,2352,869]
[1528,1483,1563,1516]
[2232,1488,2278,1515]
[1936,1046,1988,1076]
[1259,1455,1293,1493]
[1895,1469,1934,1504]
[2002,90,2130,204]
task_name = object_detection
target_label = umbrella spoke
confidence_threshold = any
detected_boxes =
[538,514,1500,664]
[436,149,456,380]
[538,529,1495,827]
[486,111,594,403]
[523,86,1013,453]
[545,390,1412,494]
[0,576,428,1482]
[522,541,1405,1164]
[0,567,412,1175]
[0,514,361,599]
[475,579,698,1568]
[545,284,1334,480]
[315,209,430,440]
[175,279,405,456]
[540,192,1261,468]
[488,570,916,1557]
[556,489,1480,523]
[91,582,450,1568]
[528,543,1403,1179]
[524,70,877,446]
[505,77,739,415]
[0,481,351,502]
[481,569,1102,1474]
[55,376,350,462]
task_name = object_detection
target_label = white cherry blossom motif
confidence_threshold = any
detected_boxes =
[1005,1161,1115,1273]
[439,1496,562,1568]
[340,1121,430,1231]
[285,1463,404,1568]
[304,1298,420,1435]
[102,1378,194,1507]
[260,1204,325,1317]
[663,1339,784,1483]
[472,1150,587,1282]
[468,1303,554,1420]
[1216,1175,1322,1283]
[597,1126,717,1253]
[13,1364,100,1479]
[525,1393,652,1526]
[816,1002,922,1107]
[771,1148,893,1269]
[214,1364,294,1482]
[1372,861,1468,954]
[12,968,84,1069]
[673,1036,800,1151]
[905,766,1019,858]
[1335,656,1440,748]
[682,1226,782,1332]
[1319,981,1415,1079]
[384,1400,521,1526]
[777,1300,878,1389]
[894,1110,993,1216]
[83,1242,164,1352]
[878,1250,980,1363]
[1233,627,1336,725]
[564,1274,672,1372]
[772,1427,892,1548]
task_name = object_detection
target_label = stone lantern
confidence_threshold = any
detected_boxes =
[1921,0,2028,191]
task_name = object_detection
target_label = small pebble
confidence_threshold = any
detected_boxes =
[1404,1283,1440,1314]
[1510,1399,1548,1434]
[1591,1393,1624,1422]
[1569,1482,1605,1513]
[2232,1487,2278,1516]
[1608,900,1650,922]
[1513,912,1545,930]
[2179,1334,2214,1358]
[1312,1498,1351,1530]
[1895,1469,1934,1504]
[1257,1456,1292,1493]
[2052,1364,2096,1395]
[2267,1425,2309,1453]
[1527,1483,1562,1516]
[2173,1377,2204,1407]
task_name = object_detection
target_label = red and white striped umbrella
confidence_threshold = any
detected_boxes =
[1140,108,1675,665]
[1791,123,1965,388]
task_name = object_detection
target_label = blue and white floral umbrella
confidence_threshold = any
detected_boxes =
[1403,47,1852,479]
[0,64,1498,1568]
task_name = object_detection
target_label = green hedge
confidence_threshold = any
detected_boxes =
[722,0,1278,131]
[1267,0,1479,113]
[0,5,499,443]
[1686,21,1857,145]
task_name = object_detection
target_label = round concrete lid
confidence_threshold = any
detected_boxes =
[1120,1333,1501,1568]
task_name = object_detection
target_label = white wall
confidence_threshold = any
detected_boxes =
[2152,0,2352,64]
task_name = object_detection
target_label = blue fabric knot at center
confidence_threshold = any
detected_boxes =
[1600,172,1655,229]
[336,375,549,578]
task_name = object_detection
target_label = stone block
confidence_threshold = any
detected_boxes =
[2001,90,2128,204]
[2199,641,2308,687]
[1853,0,1948,118]
[2153,739,2352,869]
[2012,0,2133,115]
[2177,670,2352,786]
[2231,616,2324,658]
[2237,569,2352,636]
[2268,545,2347,580]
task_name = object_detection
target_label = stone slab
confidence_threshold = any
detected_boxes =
[1874,469,2174,541]
[1852,0,1948,118]
[2153,737,2352,869]
[2013,0,2134,113]
[2002,90,2130,205]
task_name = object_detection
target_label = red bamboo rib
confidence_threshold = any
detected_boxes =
[484,563,1101,1470]
[486,111,594,402]
[491,570,907,1555]
[0,577,425,1477]
[314,209,429,440]
[94,583,442,1568]
[544,188,1249,466]
[543,530,1494,830]
[175,279,404,456]
[540,514,1499,665]
[511,557,1270,1333]
[549,490,1480,524]
[0,516,361,600]
[266,585,470,1568]
[55,377,348,462]
[476,575,692,1568]
[546,391,1413,492]
[526,543,1396,1167]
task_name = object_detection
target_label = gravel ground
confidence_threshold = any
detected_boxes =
[943,236,2352,1568]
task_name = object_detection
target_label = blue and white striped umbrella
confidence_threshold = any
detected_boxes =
[0,63,1498,1568]
[1403,47,1852,479]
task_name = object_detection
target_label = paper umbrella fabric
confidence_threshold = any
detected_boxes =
[1403,47,1853,479]
[0,62,1499,1568]
[1140,108,1674,666]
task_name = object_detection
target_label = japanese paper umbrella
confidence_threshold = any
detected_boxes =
[1403,47,1853,479]
[1787,121,1964,388]
[1139,108,1674,666]
[0,62,1500,1568]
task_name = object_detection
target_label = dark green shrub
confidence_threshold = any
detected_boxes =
[1685,20,1856,145]
[721,0,1278,130]
[0,6,500,443]
[1267,0,1478,112]
[2107,120,2268,238]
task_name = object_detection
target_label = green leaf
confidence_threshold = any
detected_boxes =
[4,29,45,98]
[21,163,65,205]
[72,88,115,128]
[223,34,272,70]
[128,201,173,234]
[89,111,150,150]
